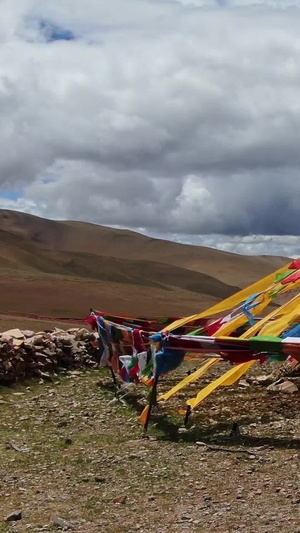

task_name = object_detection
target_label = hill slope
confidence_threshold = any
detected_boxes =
[0,210,289,284]
[0,209,290,323]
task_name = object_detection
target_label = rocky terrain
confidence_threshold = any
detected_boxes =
[1,210,299,532]
[1,356,300,532]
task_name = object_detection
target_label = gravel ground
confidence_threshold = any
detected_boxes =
[1,362,300,533]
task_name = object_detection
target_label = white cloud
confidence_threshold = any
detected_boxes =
[1,0,300,255]
[142,232,300,258]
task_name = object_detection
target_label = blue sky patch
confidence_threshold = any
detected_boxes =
[39,20,76,42]
[0,189,23,201]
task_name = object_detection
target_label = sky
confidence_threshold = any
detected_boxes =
[1,0,300,257]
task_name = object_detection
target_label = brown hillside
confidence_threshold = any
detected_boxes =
[0,219,238,297]
[0,209,291,326]
[0,210,289,286]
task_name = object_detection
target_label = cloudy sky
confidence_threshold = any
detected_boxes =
[1,0,300,257]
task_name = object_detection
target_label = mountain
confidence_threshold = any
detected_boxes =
[0,209,290,327]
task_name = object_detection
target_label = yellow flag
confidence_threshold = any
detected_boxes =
[186,290,300,411]
[157,358,219,402]
[163,261,293,332]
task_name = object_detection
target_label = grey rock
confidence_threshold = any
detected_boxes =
[53,516,76,530]
[267,380,298,393]
[238,379,250,387]
[22,330,35,338]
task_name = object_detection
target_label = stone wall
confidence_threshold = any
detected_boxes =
[0,327,99,384]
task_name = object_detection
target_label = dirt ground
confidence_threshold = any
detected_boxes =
[1,361,300,533]
[0,275,218,323]
[0,315,86,334]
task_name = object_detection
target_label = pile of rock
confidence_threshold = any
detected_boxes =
[0,327,99,384]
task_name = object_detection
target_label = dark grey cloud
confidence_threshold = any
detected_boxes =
[1,0,300,255]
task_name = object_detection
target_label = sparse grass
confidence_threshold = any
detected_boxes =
[1,365,300,532]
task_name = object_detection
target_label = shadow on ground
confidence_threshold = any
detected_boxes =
[101,381,300,451]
